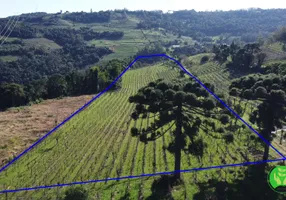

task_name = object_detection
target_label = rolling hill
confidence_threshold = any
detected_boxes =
[0,57,283,199]
[1,8,286,200]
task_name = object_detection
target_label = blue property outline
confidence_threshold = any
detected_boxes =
[0,54,285,194]
[0,158,285,194]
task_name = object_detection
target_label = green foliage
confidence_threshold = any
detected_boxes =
[0,44,112,83]
[193,165,284,200]
[200,55,209,64]
[217,127,225,133]
[0,58,124,110]
[229,88,239,96]
[229,74,286,163]
[224,133,234,144]
[274,27,286,44]
[213,42,266,72]
[129,78,230,179]
[219,114,230,125]
[254,86,267,98]
[213,44,230,62]
[64,186,88,200]
[242,89,253,99]
[135,43,165,64]
[0,63,271,199]
[0,83,27,110]
[47,74,67,98]
[63,11,111,23]
[44,28,124,45]
[136,9,286,40]
[264,62,286,76]
[172,45,206,57]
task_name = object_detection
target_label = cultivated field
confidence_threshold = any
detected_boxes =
[0,60,275,200]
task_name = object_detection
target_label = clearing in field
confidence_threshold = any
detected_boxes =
[0,59,283,199]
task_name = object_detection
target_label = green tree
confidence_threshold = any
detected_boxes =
[66,71,85,96]
[47,74,67,98]
[106,59,123,90]
[230,43,264,71]
[274,27,286,44]
[0,83,26,109]
[98,70,109,91]
[129,79,228,180]
[213,44,230,63]
[229,74,286,172]
[25,79,47,101]
[84,66,99,94]
[200,55,209,64]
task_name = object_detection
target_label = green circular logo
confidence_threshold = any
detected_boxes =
[268,166,286,193]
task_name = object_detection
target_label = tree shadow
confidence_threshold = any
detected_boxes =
[146,175,183,200]
[119,192,131,200]
[223,63,251,80]
[98,177,152,191]
[193,164,284,200]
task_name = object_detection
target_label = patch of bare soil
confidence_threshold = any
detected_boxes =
[0,95,94,166]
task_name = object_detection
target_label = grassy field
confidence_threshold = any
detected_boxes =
[22,38,62,50]
[90,27,193,61]
[81,15,194,61]
[0,61,271,199]
[266,42,285,53]
[2,15,192,63]
[183,53,249,95]
[263,42,286,61]
[0,55,18,62]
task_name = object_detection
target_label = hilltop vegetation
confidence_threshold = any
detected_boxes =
[1,8,286,200]
[0,8,286,85]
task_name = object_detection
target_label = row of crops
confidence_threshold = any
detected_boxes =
[0,59,272,199]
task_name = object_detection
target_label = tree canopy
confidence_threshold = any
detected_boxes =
[229,74,286,170]
[129,78,232,179]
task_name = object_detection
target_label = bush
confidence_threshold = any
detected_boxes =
[200,55,209,64]
[217,127,225,133]
[219,114,230,125]
[64,186,88,200]
[224,133,234,144]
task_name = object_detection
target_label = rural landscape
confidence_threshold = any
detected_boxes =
[0,8,286,200]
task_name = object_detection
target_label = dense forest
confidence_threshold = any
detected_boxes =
[0,44,113,83]
[2,8,286,39]
[0,25,126,83]
[135,9,286,40]
[0,9,285,83]
[0,9,286,110]
[0,59,125,110]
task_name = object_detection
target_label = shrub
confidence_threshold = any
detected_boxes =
[217,127,225,133]
[64,186,88,200]
[200,55,209,64]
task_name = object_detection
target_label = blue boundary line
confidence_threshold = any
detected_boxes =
[0,54,285,193]
[0,158,285,194]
